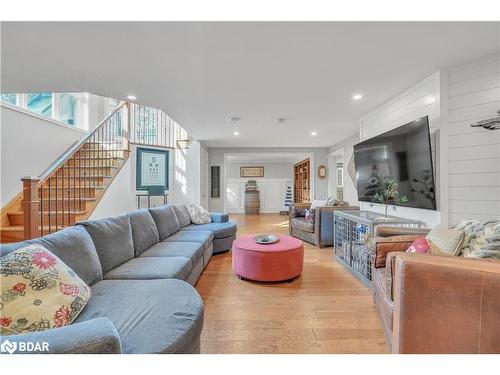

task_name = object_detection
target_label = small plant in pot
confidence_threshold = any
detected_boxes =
[373,177,408,219]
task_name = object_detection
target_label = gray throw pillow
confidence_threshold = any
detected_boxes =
[77,215,135,274]
[127,209,160,256]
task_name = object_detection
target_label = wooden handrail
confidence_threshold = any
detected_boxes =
[38,101,128,181]
[21,101,129,240]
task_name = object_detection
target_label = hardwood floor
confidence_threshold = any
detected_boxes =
[196,213,388,354]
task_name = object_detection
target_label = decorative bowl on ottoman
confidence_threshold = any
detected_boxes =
[232,234,304,282]
[254,234,279,244]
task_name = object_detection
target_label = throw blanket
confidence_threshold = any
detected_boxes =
[454,220,500,259]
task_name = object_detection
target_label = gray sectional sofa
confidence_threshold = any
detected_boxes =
[0,204,237,354]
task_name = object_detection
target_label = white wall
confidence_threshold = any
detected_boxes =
[358,72,442,227]
[170,140,202,205]
[444,54,500,225]
[226,162,294,179]
[208,147,330,212]
[0,103,86,205]
[88,156,136,219]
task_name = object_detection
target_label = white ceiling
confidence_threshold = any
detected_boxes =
[1,22,499,147]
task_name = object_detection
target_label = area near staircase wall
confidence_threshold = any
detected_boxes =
[444,54,500,225]
[0,102,87,206]
[88,141,203,220]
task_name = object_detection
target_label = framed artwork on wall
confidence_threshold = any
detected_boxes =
[240,166,264,178]
[136,147,169,190]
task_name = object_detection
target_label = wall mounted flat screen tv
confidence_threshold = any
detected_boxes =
[353,116,436,210]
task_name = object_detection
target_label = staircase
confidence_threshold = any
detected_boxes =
[0,102,130,243]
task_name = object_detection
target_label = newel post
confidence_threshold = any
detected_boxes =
[21,176,40,240]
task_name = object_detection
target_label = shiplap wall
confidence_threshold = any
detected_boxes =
[446,55,500,225]
[359,72,442,227]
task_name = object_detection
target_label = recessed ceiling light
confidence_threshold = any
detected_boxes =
[126,95,137,101]
[233,131,240,136]
[277,118,286,124]
[228,117,241,124]
[311,131,317,136]
[352,94,363,101]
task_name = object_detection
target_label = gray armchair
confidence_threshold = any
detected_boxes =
[289,203,359,247]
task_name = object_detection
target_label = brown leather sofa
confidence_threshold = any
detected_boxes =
[289,203,358,247]
[372,226,500,353]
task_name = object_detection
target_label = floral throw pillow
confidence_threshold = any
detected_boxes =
[0,244,91,335]
[187,203,212,225]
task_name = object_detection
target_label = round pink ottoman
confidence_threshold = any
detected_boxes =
[232,234,304,282]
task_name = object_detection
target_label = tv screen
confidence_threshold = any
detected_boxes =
[353,116,436,210]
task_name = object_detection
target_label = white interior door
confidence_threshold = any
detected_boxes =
[265,182,284,212]
[226,182,240,210]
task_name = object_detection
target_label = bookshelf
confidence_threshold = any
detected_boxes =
[293,158,311,203]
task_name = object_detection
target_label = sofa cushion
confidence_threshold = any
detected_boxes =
[149,205,181,240]
[0,226,103,286]
[0,244,91,335]
[74,279,204,354]
[103,257,191,281]
[139,241,204,263]
[163,230,214,249]
[127,209,160,256]
[182,221,237,239]
[291,217,314,233]
[173,205,192,228]
[77,215,134,275]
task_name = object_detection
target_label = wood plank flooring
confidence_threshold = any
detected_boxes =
[195,214,388,354]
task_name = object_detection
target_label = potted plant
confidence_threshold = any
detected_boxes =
[373,177,408,218]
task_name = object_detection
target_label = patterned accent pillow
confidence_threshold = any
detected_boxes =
[325,197,337,206]
[406,237,431,254]
[0,244,92,335]
[290,206,307,218]
[186,203,212,225]
[304,209,315,224]
[334,200,349,207]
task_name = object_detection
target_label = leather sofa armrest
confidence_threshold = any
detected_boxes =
[372,235,423,268]
[2,318,122,354]
[210,212,229,223]
[392,253,500,353]
[374,226,430,238]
